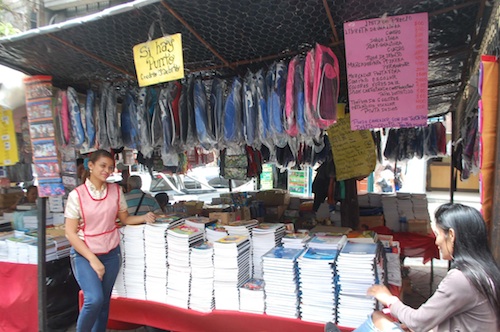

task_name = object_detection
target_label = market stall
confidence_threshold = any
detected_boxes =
[0,0,498,331]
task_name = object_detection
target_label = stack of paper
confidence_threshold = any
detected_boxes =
[190,242,215,312]
[213,235,251,310]
[113,230,126,297]
[396,193,415,220]
[184,216,216,239]
[223,219,259,237]
[0,231,14,261]
[251,223,286,278]
[308,235,347,250]
[281,233,311,249]
[166,224,204,308]
[336,242,378,329]
[381,195,399,231]
[206,224,228,243]
[262,247,303,319]
[239,278,265,314]
[298,247,339,323]
[412,194,431,221]
[368,193,383,207]
[121,225,146,300]
[52,235,71,259]
[144,223,170,303]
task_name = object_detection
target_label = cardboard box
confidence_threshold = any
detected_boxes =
[209,212,236,225]
[256,189,290,206]
[265,205,287,221]
[359,215,385,230]
[0,193,23,209]
[288,196,301,210]
[408,219,431,235]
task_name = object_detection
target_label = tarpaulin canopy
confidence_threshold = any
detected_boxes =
[0,0,494,117]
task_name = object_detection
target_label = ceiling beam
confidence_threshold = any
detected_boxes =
[46,34,135,78]
[160,0,234,70]
[322,0,339,42]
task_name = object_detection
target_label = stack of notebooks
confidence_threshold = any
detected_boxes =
[262,247,303,319]
[206,224,228,243]
[396,193,415,220]
[184,216,216,239]
[223,219,259,237]
[381,195,399,231]
[0,231,14,261]
[0,217,12,232]
[166,224,204,308]
[121,225,147,300]
[281,233,311,249]
[308,234,347,250]
[411,194,431,221]
[251,223,286,278]
[189,242,215,312]
[144,222,170,304]
[213,235,251,310]
[113,229,127,297]
[52,235,71,259]
[298,246,340,323]
[239,278,265,314]
[336,242,379,328]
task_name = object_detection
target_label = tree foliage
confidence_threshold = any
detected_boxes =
[0,0,20,36]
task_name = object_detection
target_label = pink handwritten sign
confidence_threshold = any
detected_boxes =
[344,13,428,130]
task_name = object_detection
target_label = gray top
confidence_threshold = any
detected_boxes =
[391,268,498,332]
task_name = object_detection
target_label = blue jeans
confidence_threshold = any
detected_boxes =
[353,314,404,332]
[70,246,121,332]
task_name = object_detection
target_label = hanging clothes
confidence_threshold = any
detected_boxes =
[121,89,141,150]
[255,68,272,151]
[55,90,70,146]
[209,77,226,149]
[100,82,123,149]
[137,87,154,158]
[158,84,176,156]
[85,89,96,149]
[312,43,339,128]
[193,77,216,150]
[223,77,243,147]
[178,82,189,150]
[243,70,259,148]
[186,76,199,148]
[150,87,163,150]
[270,61,288,148]
[285,56,300,137]
[67,87,85,149]
[304,48,321,140]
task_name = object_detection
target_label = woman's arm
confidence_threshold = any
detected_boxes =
[117,210,156,225]
[65,217,105,280]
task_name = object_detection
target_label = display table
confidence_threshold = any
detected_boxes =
[0,262,38,331]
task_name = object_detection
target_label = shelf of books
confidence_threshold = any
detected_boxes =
[87,216,402,332]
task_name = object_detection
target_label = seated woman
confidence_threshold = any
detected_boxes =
[11,185,38,209]
[326,203,500,332]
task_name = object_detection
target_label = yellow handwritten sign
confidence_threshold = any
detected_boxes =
[133,33,185,87]
[0,106,19,166]
[327,112,376,181]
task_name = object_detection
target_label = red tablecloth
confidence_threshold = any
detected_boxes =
[0,262,38,331]
[372,226,440,264]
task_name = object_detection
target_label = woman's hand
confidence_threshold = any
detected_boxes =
[143,212,156,224]
[367,284,399,307]
[89,257,105,280]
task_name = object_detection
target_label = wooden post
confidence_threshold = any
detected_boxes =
[490,62,500,264]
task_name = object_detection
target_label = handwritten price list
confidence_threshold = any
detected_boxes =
[344,13,428,130]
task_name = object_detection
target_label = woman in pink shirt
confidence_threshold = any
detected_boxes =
[65,149,156,332]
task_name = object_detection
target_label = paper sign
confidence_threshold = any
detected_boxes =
[288,169,309,196]
[344,13,428,130]
[0,106,19,166]
[327,114,377,181]
[133,33,185,87]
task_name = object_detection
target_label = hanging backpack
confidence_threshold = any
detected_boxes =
[312,43,340,128]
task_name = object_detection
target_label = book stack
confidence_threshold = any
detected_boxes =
[184,216,216,238]
[308,234,347,250]
[0,217,12,232]
[144,222,170,303]
[251,223,286,278]
[262,247,304,319]
[166,224,204,308]
[27,238,57,263]
[411,194,431,221]
[239,278,265,314]
[206,224,228,243]
[298,247,340,323]
[213,235,251,310]
[113,229,126,297]
[223,219,259,237]
[281,233,311,249]
[396,193,415,220]
[0,231,14,261]
[189,242,215,312]
[121,225,147,300]
[336,242,379,329]
[6,236,36,263]
[381,195,399,231]
[52,235,71,259]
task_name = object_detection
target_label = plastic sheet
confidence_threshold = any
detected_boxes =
[100,82,123,149]
[158,84,176,163]
[209,77,226,149]
[186,76,199,147]
[85,89,96,149]
[254,69,272,151]
[270,61,288,148]
[150,87,163,150]
[304,48,321,140]
[285,56,299,137]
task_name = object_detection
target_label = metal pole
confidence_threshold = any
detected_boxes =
[37,197,47,332]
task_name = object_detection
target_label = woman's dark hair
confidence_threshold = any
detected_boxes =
[83,149,114,179]
[435,203,500,323]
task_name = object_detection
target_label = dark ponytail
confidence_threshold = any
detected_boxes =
[435,203,500,325]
